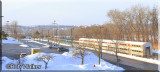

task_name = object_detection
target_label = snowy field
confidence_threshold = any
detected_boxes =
[19,44,29,47]
[2,37,30,48]
[2,37,23,44]
[2,52,124,70]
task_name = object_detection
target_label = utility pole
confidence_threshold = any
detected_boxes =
[100,26,104,59]
[53,20,56,45]
[57,22,59,46]
[6,21,9,34]
[70,27,74,47]
[41,27,44,41]
[48,29,50,43]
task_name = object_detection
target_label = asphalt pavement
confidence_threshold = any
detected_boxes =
[2,39,63,60]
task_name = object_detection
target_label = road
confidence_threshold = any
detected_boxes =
[2,39,159,71]
[2,44,31,60]
[101,53,158,70]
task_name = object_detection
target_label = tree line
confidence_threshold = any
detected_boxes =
[3,21,25,40]
[60,5,158,50]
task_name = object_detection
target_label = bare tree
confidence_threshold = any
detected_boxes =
[93,39,102,65]
[91,25,103,64]
[111,24,122,66]
[72,41,88,65]
[72,46,88,65]
[36,54,55,69]
[18,58,26,71]
[5,21,10,34]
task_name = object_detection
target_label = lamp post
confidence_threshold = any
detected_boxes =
[70,27,74,47]
[53,20,56,45]
[47,29,50,44]
[6,21,9,34]
[52,20,59,45]
[100,26,104,59]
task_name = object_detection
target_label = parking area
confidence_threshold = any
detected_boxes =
[2,39,66,60]
[2,44,31,60]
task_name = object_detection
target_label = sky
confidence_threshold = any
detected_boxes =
[2,0,158,26]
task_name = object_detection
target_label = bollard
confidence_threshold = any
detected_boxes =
[31,48,40,55]
[31,48,33,55]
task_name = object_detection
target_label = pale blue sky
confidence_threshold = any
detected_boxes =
[2,0,158,26]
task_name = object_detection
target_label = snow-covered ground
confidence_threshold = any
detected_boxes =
[2,52,124,70]
[2,37,23,44]
[19,44,29,47]
[86,47,160,65]
[152,50,159,54]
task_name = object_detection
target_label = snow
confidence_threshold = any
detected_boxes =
[21,39,31,41]
[42,45,49,48]
[27,40,43,44]
[86,47,160,65]
[2,37,23,44]
[8,37,16,41]
[25,38,71,47]
[59,43,71,46]
[19,44,29,47]
[2,52,124,70]
[79,38,148,45]
[116,52,160,65]
[152,50,159,54]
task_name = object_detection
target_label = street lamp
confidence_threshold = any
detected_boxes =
[52,20,56,45]
[52,20,59,45]
[70,27,74,47]
[6,21,9,34]
[100,26,104,59]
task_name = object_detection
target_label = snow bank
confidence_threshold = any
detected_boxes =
[152,50,159,54]
[19,44,29,47]
[2,56,19,70]
[42,45,49,48]
[8,37,16,41]
[25,39,49,47]
[2,37,23,44]
[28,40,43,44]
[86,47,160,65]
[21,39,31,41]
[2,52,124,70]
